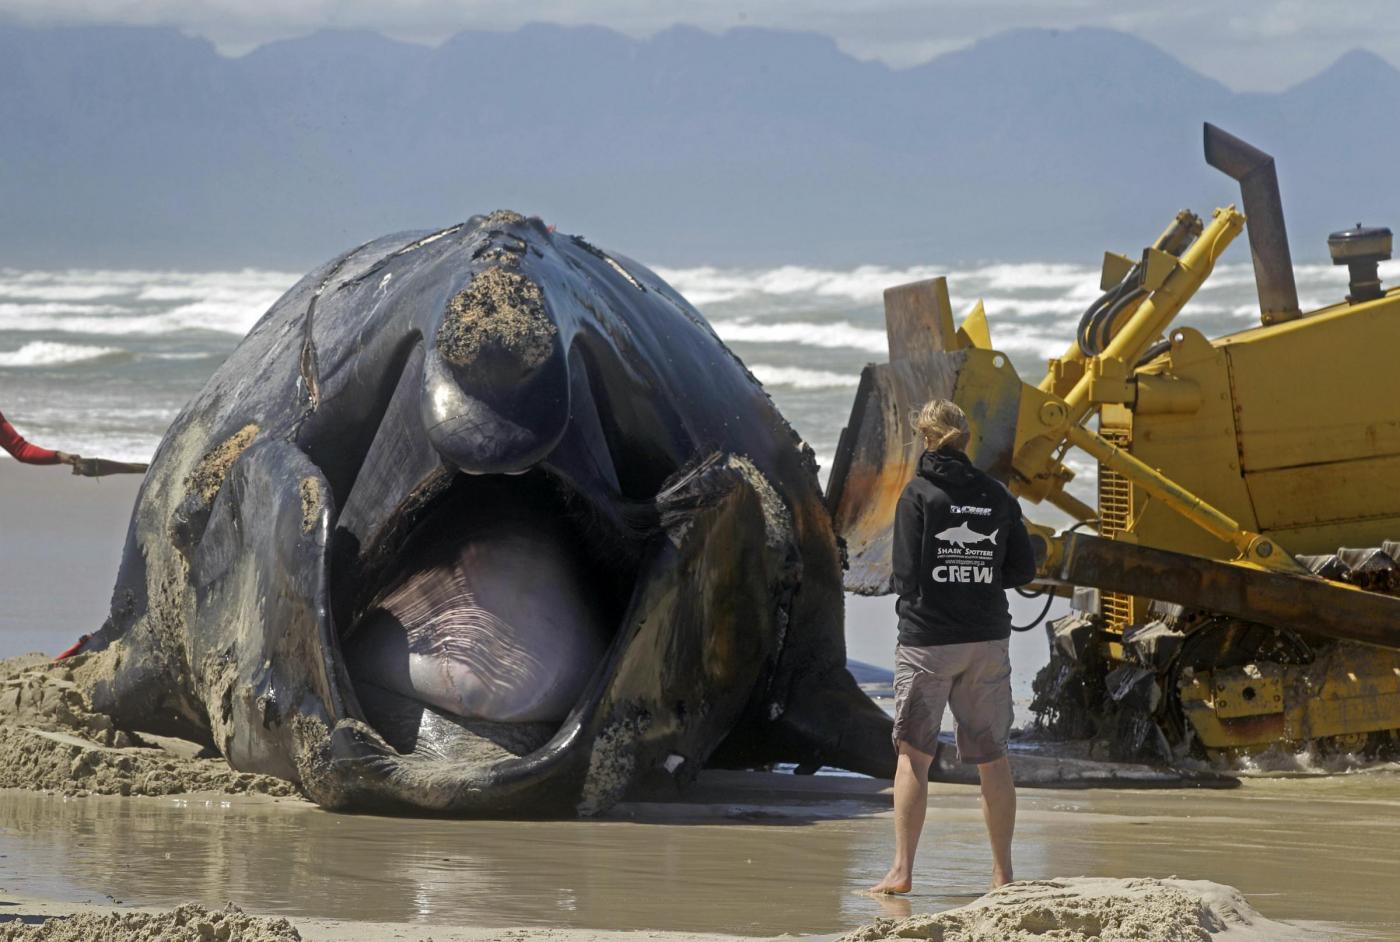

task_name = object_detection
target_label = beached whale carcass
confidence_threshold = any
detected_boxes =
[80,211,894,815]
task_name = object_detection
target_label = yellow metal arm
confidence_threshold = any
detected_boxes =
[1063,424,1302,572]
[1037,210,1203,398]
[998,203,1307,570]
[1010,208,1245,503]
[1059,206,1244,427]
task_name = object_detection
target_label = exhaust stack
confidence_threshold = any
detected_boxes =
[1203,123,1301,325]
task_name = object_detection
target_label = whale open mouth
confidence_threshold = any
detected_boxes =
[336,470,643,768]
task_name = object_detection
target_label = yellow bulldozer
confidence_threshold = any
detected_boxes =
[828,123,1400,762]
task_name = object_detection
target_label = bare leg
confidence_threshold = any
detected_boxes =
[977,756,1015,887]
[870,742,933,894]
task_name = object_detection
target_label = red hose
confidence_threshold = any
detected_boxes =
[54,634,90,661]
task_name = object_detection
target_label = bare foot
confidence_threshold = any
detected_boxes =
[991,868,1014,889]
[869,869,912,895]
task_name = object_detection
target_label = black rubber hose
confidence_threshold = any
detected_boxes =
[1011,588,1056,632]
[1076,281,1123,356]
[1009,519,1099,633]
[1077,268,1150,357]
[1136,338,1172,367]
[1088,285,1148,354]
[1076,225,1185,358]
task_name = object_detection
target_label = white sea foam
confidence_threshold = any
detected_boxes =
[0,433,159,463]
[0,296,285,336]
[716,313,1110,362]
[0,341,125,367]
[0,269,297,337]
[158,296,287,334]
[656,264,941,305]
[949,261,1096,291]
[131,269,299,302]
[711,318,888,352]
[657,260,1114,306]
[988,329,1079,360]
[0,283,129,302]
[656,258,1382,319]
[748,364,860,389]
[78,405,182,423]
[1,268,178,287]
[0,302,129,318]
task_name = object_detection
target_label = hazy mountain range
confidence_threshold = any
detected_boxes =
[2,22,1397,270]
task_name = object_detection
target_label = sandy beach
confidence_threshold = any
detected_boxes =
[1,463,1397,941]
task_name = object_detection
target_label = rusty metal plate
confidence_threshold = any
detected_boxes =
[1212,664,1285,719]
[826,353,964,594]
[824,347,1023,595]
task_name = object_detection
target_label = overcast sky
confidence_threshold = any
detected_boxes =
[2,0,1395,92]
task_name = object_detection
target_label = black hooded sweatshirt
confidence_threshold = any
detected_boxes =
[892,447,1037,646]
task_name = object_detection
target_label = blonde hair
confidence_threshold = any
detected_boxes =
[913,399,971,453]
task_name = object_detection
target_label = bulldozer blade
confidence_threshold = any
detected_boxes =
[1046,533,1400,650]
[826,276,1025,595]
[826,348,1021,594]
[827,353,962,594]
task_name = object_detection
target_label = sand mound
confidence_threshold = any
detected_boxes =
[0,902,300,941]
[0,654,298,800]
[842,877,1309,941]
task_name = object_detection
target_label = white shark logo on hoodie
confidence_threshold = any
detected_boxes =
[935,522,996,549]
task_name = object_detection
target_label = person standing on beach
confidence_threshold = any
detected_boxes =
[871,398,1036,895]
[0,410,79,468]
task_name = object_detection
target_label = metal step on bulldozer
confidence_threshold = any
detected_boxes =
[827,123,1400,764]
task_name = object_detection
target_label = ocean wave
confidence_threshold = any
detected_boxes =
[0,341,125,368]
[1223,293,1341,321]
[0,434,159,463]
[0,268,180,287]
[655,259,1376,317]
[133,269,301,302]
[0,267,297,290]
[655,261,1113,306]
[656,264,937,306]
[0,283,129,302]
[73,405,182,423]
[711,318,888,352]
[949,261,1096,292]
[0,269,298,337]
[0,296,285,336]
[749,364,860,389]
[158,296,288,334]
[713,315,1072,360]
[0,302,129,317]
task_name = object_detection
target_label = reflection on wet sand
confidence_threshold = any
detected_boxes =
[0,770,1396,936]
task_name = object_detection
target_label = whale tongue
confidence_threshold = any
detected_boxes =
[343,479,612,737]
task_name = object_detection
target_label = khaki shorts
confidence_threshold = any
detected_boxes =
[892,638,1013,765]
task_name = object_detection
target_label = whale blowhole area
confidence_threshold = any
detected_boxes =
[480,209,527,228]
[437,267,557,370]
